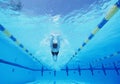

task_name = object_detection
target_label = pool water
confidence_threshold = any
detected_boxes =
[0,0,120,84]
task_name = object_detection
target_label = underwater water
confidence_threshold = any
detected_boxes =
[0,0,120,84]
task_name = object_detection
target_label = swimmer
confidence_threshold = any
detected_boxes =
[50,34,60,61]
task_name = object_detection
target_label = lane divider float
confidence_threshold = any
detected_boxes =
[92,51,120,63]
[0,24,42,65]
[67,0,120,64]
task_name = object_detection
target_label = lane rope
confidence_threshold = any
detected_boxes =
[66,0,120,64]
[92,51,120,63]
[0,24,43,65]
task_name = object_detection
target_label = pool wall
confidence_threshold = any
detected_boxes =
[0,34,41,84]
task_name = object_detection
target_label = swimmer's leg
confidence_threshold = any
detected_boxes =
[53,52,59,61]
[55,51,59,56]
[53,56,57,62]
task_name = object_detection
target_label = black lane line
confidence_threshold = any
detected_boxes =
[0,59,41,71]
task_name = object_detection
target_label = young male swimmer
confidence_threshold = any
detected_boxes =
[50,34,60,61]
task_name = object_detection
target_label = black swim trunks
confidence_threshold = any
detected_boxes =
[51,51,59,56]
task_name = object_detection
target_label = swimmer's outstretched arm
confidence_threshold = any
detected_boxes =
[56,36,61,49]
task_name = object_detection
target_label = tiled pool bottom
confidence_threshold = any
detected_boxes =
[26,80,89,84]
